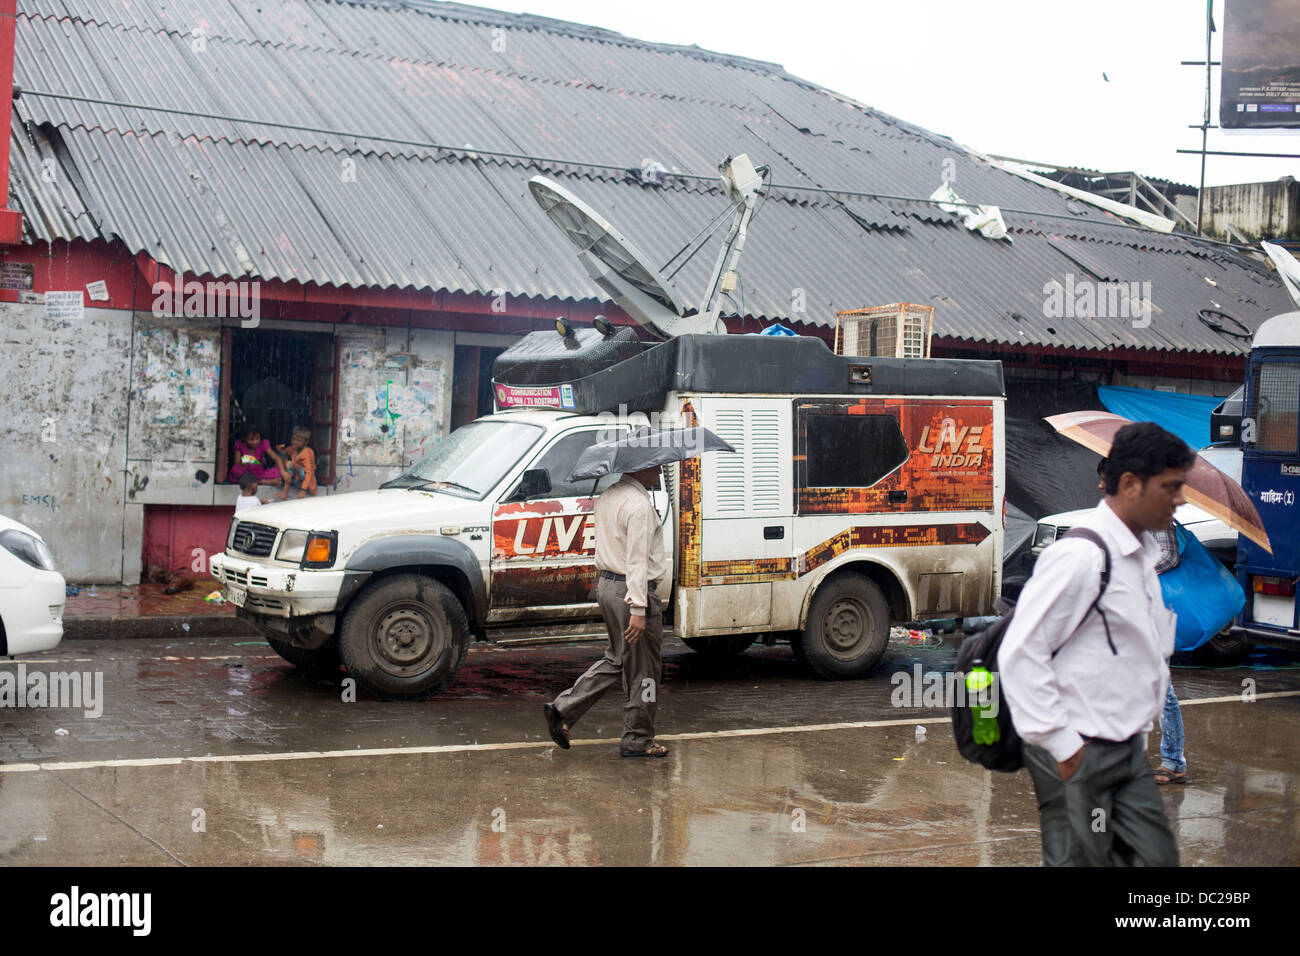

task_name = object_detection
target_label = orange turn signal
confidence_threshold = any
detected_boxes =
[305,535,333,564]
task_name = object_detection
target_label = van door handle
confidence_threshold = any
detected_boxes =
[764,526,785,540]
[888,490,908,504]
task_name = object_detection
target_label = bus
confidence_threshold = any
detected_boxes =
[1233,309,1300,652]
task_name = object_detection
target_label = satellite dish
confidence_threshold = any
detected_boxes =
[529,175,725,339]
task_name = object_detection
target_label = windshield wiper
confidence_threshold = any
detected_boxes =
[408,479,479,495]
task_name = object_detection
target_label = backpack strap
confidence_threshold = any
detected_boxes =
[1056,527,1117,656]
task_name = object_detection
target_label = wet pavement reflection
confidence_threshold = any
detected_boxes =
[1,635,1297,865]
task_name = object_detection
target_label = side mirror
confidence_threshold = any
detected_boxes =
[518,468,552,500]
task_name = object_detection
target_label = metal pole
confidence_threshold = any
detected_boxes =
[1196,0,1213,235]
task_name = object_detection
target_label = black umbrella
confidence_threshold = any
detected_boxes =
[566,426,736,481]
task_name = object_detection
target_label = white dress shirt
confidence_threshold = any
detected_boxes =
[997,499,1175,762]
[593,476,668,615]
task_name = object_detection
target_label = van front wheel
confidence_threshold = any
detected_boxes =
[338,574,469,700]
[798,574,890,679]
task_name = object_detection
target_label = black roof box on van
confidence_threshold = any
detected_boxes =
[492,332,1004,414]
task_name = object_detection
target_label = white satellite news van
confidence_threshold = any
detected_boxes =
[211,158,1006,699]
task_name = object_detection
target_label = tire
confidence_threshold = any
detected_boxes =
[682,634,756,657]
[797,574,890,679]
[266,636,341,674]
[338,574,470,701]
[1190,628,1252,668]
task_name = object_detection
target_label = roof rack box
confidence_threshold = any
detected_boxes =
[492,332,1004,414]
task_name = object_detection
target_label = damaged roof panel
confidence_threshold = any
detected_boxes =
[8,0,1294,355]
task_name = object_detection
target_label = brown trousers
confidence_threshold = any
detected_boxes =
[552,577,663,750]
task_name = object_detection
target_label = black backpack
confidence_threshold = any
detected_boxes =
[951,528,1115,772]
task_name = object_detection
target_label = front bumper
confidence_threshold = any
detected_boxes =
[209,552,346,618]
[1229,624,1300,651]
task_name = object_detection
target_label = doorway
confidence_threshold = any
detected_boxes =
[218,328,337,485]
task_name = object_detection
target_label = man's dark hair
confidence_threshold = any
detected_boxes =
[1101,422,1195,494]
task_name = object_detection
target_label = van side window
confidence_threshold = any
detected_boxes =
[1250,360,1300,454]
[806,414,909,487]
[512,430,619,500]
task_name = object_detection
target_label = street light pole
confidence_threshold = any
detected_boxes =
[1196,0,1213,236]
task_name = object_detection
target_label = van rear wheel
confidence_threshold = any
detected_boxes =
[798,574,890,679]
[338,574,469,700]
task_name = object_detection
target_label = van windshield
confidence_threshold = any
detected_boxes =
[381,420,543,499]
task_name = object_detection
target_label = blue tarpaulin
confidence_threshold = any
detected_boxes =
[1096,385,1221,451]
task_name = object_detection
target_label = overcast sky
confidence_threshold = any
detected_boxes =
[502,0,1299,188]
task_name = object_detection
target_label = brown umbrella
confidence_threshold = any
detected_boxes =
[1045,410,1271,554]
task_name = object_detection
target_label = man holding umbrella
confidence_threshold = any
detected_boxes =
[543,425,733,758]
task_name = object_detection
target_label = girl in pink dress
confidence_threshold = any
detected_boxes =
[228,424,287,487]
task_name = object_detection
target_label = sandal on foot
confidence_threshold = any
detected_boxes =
[620,743,669,758]
[1153,767,1186,785]
[543,703,570,750]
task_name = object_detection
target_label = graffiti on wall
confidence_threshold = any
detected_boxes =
[337,330,446,474]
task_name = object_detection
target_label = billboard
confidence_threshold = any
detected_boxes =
[1220,0,1300,130]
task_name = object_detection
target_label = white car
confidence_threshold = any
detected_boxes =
[0,515,66,655]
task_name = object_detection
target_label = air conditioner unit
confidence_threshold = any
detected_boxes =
[834,303,934,359]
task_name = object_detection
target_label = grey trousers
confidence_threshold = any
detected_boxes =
[1023,735,1179,867]
[552,577,663,750]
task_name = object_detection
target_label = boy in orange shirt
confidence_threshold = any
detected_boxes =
[276,425,318,499]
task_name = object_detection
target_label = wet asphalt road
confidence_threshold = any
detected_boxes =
[1,630,1298,866]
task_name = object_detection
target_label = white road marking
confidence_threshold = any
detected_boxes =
[2,690,1295,774]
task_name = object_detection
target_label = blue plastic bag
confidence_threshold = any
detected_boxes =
[1158,522,1245,653]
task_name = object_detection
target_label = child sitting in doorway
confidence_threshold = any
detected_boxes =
[235,473,265,513]
[276,425,318,499]
[229,423,286,488]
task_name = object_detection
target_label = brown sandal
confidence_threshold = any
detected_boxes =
[1153,767,1187,785]
[620,742,669,758]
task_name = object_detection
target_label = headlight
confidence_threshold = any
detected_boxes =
[1033,524,1057,549]
[0,529,57,571]
[276,530,309,563]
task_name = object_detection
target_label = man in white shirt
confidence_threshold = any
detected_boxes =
[544,465,669,757]
[999,422,1194,866]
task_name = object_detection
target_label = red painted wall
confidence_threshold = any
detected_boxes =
[142,505,232,581]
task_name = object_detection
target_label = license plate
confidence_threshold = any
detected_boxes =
[227,586,247,608]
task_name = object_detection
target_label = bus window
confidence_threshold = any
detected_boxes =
[1249,361,1300,454]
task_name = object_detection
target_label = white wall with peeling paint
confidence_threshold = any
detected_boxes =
[334,326,451,494]
[1,301,457,582]
[0,301,131,583]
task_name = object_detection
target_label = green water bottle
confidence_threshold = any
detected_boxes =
[966,666,1000,745]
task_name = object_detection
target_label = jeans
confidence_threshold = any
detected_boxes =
[1158,682,1185,773]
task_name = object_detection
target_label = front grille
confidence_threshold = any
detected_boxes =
[222,567,269,587]
[229,521,278,558]
[246,596,284,611]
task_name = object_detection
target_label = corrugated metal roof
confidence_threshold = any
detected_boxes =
[9,0,1294,355]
